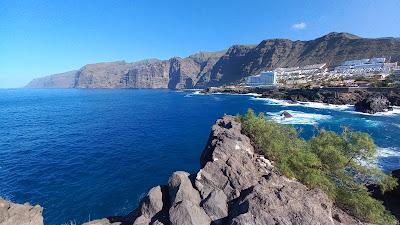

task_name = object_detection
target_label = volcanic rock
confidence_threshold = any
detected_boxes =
[355,95,390,114]
[86,115,371,225]
[0,198,43,225]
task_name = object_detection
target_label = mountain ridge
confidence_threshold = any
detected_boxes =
[25,32,400,89]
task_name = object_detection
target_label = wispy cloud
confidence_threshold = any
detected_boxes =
[291,22,307,30]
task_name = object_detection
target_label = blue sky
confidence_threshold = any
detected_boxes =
[1,0,400,88]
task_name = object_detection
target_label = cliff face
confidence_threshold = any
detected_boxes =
[211,33,400,85]
[26,52,225,89]
[25,70,78,88]
[84,115,369,225]
[25,32,400,89]
[0,198,43,225]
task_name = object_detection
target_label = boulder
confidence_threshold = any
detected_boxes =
[280,111,292,118]
[355,95,390,114]
[168,171,201,205]
[201,189,228,224]
[169,200,211,225]
[0,198,43,225]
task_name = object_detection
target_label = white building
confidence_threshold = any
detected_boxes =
[274,63,328,83]
[393,68,400,76]
[245,71,277,86]
[334,57,396,76]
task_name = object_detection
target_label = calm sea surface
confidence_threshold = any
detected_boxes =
[0,89,399,224]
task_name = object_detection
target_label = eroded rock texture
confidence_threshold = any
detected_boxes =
[86,116,370,225]
[0,198,43,225]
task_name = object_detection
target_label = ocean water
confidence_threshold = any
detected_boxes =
[0,89,399,225]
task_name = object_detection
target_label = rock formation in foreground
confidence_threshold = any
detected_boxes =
[84,115,370,225]
[26,32,400,89]
[0,198,43,225]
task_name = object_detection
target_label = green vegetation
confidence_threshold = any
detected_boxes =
[237,109,398,225]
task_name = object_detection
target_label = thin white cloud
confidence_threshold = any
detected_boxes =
[292,22,307,30]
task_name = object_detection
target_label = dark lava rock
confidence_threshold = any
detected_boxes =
[281,111,293,118]
[86,116,370,225]
[354,95,390,114]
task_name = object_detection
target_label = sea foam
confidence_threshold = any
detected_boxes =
[266,110,332,125]
[251,96,400,117]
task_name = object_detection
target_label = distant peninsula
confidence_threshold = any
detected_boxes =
[25,32,400,89]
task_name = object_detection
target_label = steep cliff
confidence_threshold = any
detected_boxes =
[25,32,400,89]
[84,116,370,225]
[25,70,78,88]
[210,32,400,85]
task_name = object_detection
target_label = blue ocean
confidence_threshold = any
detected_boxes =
[0,89,399,225]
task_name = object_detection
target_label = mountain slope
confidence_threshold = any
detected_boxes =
[209,32,400,85]
[25,70,78,88]
[25,32,400,89]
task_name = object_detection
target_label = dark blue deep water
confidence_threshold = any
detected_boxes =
[0,89,399,225]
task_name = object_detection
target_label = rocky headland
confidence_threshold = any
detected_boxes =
[2,116,399,225]
[81,116,384,225]
[25,32,400,89]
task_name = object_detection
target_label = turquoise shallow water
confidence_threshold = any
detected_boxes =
[0,89,399,224]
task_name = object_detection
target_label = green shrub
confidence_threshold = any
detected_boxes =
[237,109,398,225]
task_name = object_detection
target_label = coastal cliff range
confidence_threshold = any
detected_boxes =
[25,32,400,89]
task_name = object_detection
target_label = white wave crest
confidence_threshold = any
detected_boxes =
[377,147,400,158]
[251,97,400,117]
[266,110,332,125]
[184,91,205,97]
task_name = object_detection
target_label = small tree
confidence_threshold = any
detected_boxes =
[238,109,398,225]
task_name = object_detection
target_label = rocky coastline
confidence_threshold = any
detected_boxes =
[2,116,399,225]
[202,86,400,114]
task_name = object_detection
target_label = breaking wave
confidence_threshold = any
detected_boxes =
[266,110,332,125]
[251,97,400,117]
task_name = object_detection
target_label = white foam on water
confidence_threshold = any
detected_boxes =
[184,90,205,97]
[363,119,382,127]
[210,92,262,97]
[377,147,400,158]
[266,110,332,125]
[251,96,400,117]
[250,97,352,110]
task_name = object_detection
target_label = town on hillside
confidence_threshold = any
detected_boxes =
[243,57,400,88]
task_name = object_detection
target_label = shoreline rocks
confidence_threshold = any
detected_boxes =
[203,87,400,114]
[84,116,372,225]
[0,198,43,225]
[354,95,390,114]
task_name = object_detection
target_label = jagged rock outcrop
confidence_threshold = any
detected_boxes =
[25,32,400,89]
[0,198,43,225]
[85,115,370,225]
[355,95,391,114]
